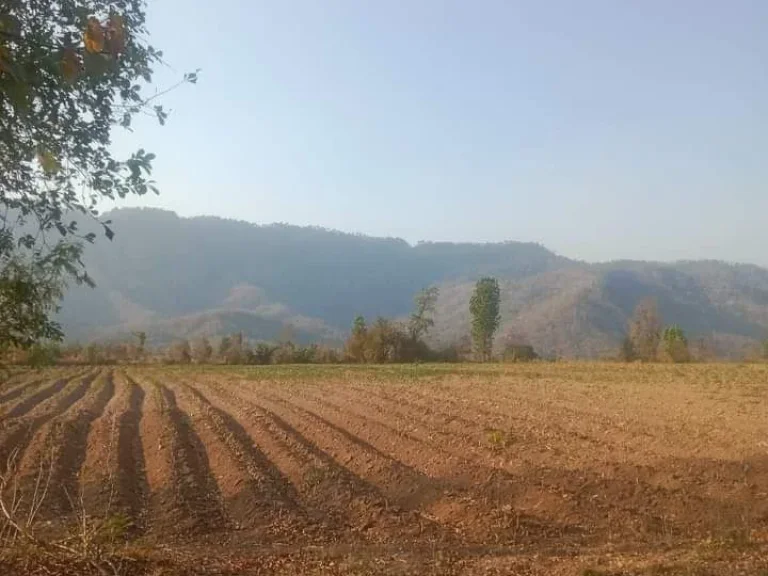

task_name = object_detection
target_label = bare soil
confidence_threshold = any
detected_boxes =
[1,363,767,575]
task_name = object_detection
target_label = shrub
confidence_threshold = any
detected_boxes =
[503,343,538,362]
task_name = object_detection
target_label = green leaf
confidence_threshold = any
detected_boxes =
[83,51,109,76]
[37,149,61,174]
[0,15,21,36]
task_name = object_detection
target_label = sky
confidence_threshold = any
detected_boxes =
[113,0,768,266]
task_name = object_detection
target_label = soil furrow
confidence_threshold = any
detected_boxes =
[158,383,226,532]
[272,386,589,545]
[0,377,48,407]
[305,384,494,464]
[135,377,176,536]
[193,377,433,543]
[115,374,148,528]
[11,371,113,519]
[79,372,143,526]
[4,377,71,421]
[347,381,603,461]
[342,382,492,437]
[0,372,95,471]
[134,376,225,536]
[46,371,116,514]
[165,377,291,533]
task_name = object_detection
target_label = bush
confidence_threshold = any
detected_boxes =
[26,342,61,367]
[272,341,297,364]
[344,316,435,363]
[251,342,276,365]
[502,344,538,363]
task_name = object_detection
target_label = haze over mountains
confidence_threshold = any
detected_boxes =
[58,208,768,358]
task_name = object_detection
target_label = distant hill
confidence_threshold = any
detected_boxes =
[58,208,768,357]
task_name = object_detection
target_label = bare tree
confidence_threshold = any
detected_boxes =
[628,298,662,361]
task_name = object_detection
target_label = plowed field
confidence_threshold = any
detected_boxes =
[1,364,767,575]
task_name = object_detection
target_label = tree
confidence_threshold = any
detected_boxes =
[366,317,405,363]
[252,342,276,365]
[218,335,232,361]
[691,334,716,362]
[409,286,439,341]
[628,298,662,361]
[226,332,243,364]
[26,341,61,367]
[84,342,105,365]
[167,339,191,364]
[344,314,423,364]
[469,277,501,362]
[0,1,196,351]
[345,315,368,363]
[618,335,636,362]
[0,252,67,351]
[660,325,690,363]
[272,341,297,364]
[132,331,146,360]
[191,337,212,364]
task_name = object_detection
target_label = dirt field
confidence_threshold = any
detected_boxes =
[1,363,767,575]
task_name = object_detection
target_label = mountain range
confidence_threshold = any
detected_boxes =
[57,208,768,358]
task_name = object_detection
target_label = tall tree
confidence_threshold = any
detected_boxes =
[469,277,501,362]
[660,325,690,363]
[0,1,195,351]
[345,315,368,363]
[132,330,146,359]
[409,286,439,341]
[628,298,662,361]
[618,335,636,362]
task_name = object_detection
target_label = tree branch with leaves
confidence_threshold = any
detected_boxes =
[0,0,196,351]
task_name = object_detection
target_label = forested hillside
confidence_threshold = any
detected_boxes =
[58,208,768,357]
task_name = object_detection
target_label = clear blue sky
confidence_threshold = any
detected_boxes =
[113,0,768,265]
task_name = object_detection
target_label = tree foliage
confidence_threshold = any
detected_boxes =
[660,325,690,363]
[0,0,196,350]
[469,277,501,362]
[345,315,368,363]
[191,337,212,364]
[0,247,66,350]
[618,335,636,362]
[166,339,191,364]
[409,286,439,341]
[345,315,432,363]
[628,298,661,362]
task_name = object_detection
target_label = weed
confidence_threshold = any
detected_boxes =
[304,465,333,488]
[485,428,514,451]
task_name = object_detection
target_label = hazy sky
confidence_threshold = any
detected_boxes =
[114,1,768,265]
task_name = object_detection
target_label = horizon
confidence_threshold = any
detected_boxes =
[102,206,767,270]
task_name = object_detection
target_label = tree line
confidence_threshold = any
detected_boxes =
[8,281,768,367]
[4,277,516,366]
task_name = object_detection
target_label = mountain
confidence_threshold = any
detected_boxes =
[57,208,768,358]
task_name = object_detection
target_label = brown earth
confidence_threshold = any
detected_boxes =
[1,363,767,575]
